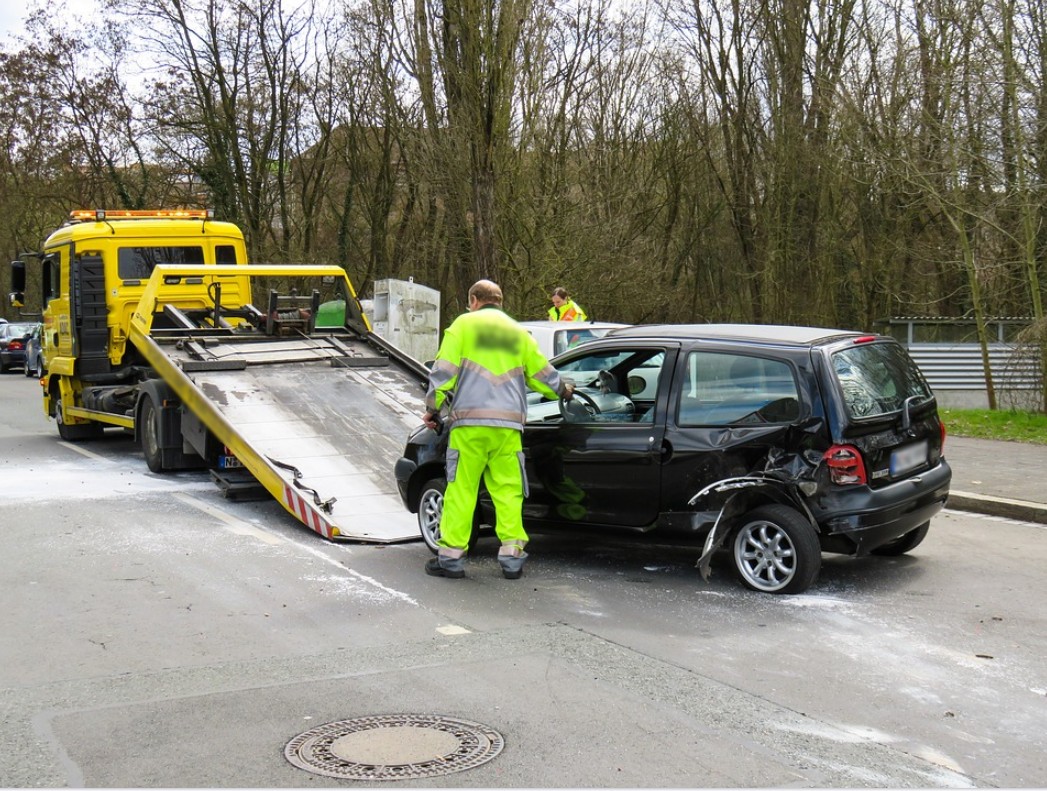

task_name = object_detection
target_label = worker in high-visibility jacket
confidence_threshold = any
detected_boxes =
[547,287,587,322]
[423,280,574,580]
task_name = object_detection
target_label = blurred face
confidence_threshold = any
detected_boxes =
[550,294,565,308]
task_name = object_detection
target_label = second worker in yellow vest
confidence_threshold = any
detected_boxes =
[547,286,587,322]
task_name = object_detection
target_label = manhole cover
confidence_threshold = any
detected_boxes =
[284,714,505,781]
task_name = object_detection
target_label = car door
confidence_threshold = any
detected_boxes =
[659,347,811,515]
[521,343,678,528]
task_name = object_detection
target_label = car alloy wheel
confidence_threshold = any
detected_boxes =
[417,478,446,553]
[732,504,820,594]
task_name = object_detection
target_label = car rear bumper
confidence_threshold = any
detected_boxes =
[812,460,952,555]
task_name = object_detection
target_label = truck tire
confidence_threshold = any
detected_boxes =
[417,477,482,555]
[731,504,821,594]
[139,395,165,472]
[54,395,104,442]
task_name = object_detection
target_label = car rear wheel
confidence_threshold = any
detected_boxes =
[417,477,482,555]
[731,504,821,594]
[871,521,930,556]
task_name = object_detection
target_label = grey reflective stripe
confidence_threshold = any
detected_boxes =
[439,547,467,559]
[498,540,527,556]
[446,357,531,428]
[531,362,564,397]
[449,416,523,431]
[426,359,459,410]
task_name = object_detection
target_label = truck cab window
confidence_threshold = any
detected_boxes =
[215,245,238,265]
[118,246,205,280]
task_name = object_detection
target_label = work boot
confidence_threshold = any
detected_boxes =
[425,556,465,579]
[497,551,528,580]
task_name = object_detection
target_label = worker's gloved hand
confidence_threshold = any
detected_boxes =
[422,411,443,432]
[562,382,575,400]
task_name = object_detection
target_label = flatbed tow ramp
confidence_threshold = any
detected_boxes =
[126,265,430,543]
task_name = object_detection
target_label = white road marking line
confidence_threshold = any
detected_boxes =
[58,441,113,462]
[944,508,1047,530]
[263,521,421,607]
[173,492,285,545]
[436,625,471,635]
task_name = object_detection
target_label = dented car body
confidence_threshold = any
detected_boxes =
[395,324,951,594]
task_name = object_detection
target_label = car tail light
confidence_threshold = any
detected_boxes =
[8,340,24,351]
[824,444,867,485]
[939,418,947,453]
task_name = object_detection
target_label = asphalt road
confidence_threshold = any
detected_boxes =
[1,373,1046,787]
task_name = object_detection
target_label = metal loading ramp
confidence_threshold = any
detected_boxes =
[160,332,428,543]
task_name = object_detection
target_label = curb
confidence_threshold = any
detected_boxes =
[947,490,1047,525]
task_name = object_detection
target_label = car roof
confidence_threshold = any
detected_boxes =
[605,323,869,347]
[519,320,630,331]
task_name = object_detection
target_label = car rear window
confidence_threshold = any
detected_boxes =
[4,323,36,337]
[677,351,801,426]
[831,342,932,418]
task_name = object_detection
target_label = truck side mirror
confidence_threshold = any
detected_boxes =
[9,260,26,308]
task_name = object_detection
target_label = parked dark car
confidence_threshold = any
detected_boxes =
[0,321,37,373]
[395,324,951,594]
[23,322,44,377]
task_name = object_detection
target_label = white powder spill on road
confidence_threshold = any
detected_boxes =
[4,457,215,503]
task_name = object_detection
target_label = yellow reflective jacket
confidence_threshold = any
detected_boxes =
[547,299,587,322]
[426,305,566,430]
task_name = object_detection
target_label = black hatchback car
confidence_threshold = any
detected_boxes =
[395,324,951,594]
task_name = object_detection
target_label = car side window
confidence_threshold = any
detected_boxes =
[538,348,666,423]
[677,352,800,426]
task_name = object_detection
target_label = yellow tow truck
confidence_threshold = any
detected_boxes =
[9,209,430,542]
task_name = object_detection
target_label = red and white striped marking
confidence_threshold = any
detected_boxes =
[284,485,335,539]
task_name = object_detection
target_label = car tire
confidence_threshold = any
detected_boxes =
[731,504,821,594]
[417,477,482,555]
[871,521,930,556]
[139,395,165,473]
[24,357,33,377]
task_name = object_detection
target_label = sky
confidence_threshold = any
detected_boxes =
[0,0,94,45]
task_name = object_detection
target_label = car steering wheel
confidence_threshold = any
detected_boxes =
[559,390,602,421]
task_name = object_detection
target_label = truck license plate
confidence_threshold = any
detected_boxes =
[890,440,928,476]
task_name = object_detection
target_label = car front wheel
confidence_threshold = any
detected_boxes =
[731,504,821,594]
[417,477,483,555]
[418,477,446,552]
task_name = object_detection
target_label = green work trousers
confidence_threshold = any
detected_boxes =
[440,425,528,552]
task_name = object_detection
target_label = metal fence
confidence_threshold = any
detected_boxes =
[903,344,1041,409]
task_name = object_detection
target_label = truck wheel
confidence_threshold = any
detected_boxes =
[55,395,104,441]
[139,396,165,472]
[731,504,821,594]
[871,522,930,556]
[417,477,481,555]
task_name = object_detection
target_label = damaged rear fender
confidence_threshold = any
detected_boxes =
[689,476,818,581]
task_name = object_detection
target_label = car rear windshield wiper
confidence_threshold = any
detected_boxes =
[901,393,934,433]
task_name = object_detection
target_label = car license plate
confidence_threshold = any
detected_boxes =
[890,440,928,476]
[219,455,243,469]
